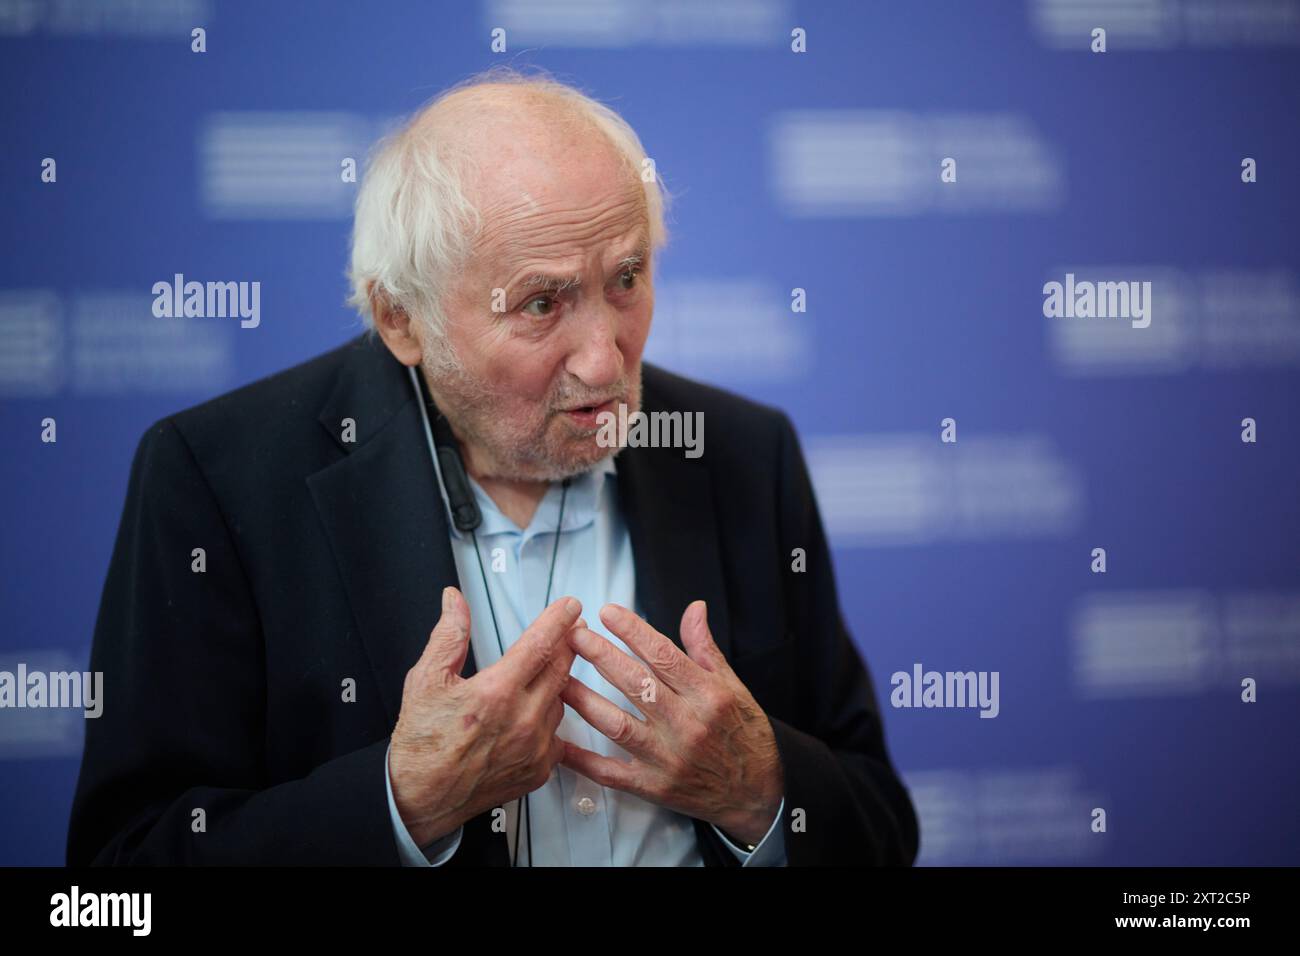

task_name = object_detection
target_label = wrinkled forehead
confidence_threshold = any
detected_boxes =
[470,155,649,269]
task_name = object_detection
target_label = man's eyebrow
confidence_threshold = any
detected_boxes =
[515,240,650,293]
[521,271,582,292]
[617,241,649,271]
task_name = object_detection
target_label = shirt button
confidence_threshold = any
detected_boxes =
[576,796,596,815]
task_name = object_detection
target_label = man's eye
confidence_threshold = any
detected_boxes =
[521,295,557,318]
[618,267,642,291]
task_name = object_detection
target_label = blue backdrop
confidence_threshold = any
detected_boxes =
[2,0,1298,865]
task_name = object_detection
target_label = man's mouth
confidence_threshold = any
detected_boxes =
[561,398,618,426]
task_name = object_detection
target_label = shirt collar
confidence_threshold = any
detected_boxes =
[445,453,618,541]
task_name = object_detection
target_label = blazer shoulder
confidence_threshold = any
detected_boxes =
[136,333,377,482]
[169,336,362,433]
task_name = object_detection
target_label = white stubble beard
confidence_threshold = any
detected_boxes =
[420,339,642,483]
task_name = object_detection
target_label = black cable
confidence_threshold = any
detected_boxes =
[545,479,571,604]
[527,476,569,868]
[471,476,570,868]
[468,528,519,865]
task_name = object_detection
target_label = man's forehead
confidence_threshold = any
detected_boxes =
[468,150,648,261]
[491,220,650,275]
[517,189,542,214]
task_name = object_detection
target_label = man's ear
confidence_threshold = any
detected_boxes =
[370,285,423,367]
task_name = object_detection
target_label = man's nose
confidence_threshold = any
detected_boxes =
[564,300,623,389]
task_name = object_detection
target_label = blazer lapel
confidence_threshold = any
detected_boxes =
[615,371,733,664]
[306,337,477,732]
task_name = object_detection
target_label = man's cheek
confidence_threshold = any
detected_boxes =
[621,312,652,360]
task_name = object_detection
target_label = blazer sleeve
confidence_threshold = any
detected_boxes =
[767,411,920,866]
[66,418,402,865]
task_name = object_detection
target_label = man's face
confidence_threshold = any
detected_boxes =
[423,137,652,483]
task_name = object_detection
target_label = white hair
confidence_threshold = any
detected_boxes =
[346,66,672,343]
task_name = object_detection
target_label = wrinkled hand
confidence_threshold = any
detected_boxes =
[389,587,581,846]
[559,600,784,846]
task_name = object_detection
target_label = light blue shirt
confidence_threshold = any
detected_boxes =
[385,446,786,866]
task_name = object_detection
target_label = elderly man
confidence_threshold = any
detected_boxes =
[67,69,918,867]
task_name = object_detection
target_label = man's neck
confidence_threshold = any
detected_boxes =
[468,470,549,531]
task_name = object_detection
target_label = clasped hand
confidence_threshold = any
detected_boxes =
[560,600,784,847]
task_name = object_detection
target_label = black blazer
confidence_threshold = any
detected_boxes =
[66,333,919,866]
